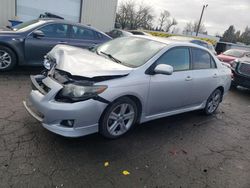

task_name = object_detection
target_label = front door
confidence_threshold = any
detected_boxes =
[24,23,70,65]
[147,47,193,116]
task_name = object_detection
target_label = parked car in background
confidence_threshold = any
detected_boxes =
[0,18,111,71]
[128,30,152,36]
[217,49,250,65]
[23,36,231,138]
[106,29,133,38]
[231,59,250,89]
[168,36,217,55]
[215,41,250,55]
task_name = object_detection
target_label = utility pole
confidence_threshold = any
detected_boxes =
[196,4,208,36]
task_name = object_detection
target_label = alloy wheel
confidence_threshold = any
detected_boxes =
[107,103,135,136]
[207,90,221,114]
[0,50,12,70]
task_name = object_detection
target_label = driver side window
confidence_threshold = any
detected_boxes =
[39,24,69,38]
[156,47,190,71]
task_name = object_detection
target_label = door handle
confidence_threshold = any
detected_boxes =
[58,41,68,44]
[185,76,193,81]
[213,73,218,78]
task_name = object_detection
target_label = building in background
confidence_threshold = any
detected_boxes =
[0,0,118,32]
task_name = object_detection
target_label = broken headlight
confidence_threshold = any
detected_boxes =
[43,56,56,70]
[58,84,107,102]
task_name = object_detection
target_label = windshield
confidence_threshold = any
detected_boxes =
[12,19,45,32]
[223,49,245,58]
[96,37,166,67]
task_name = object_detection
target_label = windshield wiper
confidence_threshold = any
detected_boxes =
[99,51,122,64]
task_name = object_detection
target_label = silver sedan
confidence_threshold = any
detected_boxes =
[24,36,232,138]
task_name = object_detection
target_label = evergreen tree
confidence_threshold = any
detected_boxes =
[221,25,237,43]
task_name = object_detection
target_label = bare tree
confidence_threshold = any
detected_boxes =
[158,10,177,32]
[115,1,154,30]
[158,10,170,31]
[183,21,207,34]
[165,18,178,32]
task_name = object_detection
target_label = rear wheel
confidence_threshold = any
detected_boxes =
[204,89,222,115]
[99,97,138,139]
[0,46,17,71]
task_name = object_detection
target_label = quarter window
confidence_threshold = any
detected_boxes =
[156,48,190,71]
[39,24,68,38]
[192,48,216,69]
[72,26,96,40]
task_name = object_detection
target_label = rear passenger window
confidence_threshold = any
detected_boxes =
[192,48,216,69]
[156,48,190,71]
[71,26,96,40]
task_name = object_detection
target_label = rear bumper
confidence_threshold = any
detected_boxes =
[24,75,108,137]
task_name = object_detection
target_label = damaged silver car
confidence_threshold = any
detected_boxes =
[23,36,231,138]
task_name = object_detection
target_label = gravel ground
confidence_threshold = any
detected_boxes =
[0,67,250,188]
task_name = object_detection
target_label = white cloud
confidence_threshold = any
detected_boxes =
[118,0,250,35]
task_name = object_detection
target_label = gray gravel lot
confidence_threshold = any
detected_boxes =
[0,67,250,188]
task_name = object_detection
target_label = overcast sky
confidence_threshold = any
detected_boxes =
[118,0,250,35]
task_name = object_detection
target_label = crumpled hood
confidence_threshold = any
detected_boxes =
[48,45,133,78]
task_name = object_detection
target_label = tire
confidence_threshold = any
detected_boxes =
[0,46,17,71]
[204,89,222,115]
[99,97,138,139]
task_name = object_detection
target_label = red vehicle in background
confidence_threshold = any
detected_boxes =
[217,49,250,65]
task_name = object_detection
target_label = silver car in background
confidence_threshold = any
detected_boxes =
[24,36,231,138]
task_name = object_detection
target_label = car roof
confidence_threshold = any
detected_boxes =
[36,18,111,38]
[168,36,208,43]
[130,35,210,50]
[38,18,99,31]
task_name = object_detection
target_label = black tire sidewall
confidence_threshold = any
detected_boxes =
[204,89,222,115]
[0,46,17,71]
[99,97,138,139]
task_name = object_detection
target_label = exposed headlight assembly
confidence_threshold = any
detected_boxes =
[58,83,107,102]
[43,56,56,70]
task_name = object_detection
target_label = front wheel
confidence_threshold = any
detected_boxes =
[0,46,17,71]
[99,97,138,139]
[204,89,222,115]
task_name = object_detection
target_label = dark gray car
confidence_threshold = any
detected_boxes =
[0,19,111,71]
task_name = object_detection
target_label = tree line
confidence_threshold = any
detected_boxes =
[115,1,178,32]
[220,25,250,45]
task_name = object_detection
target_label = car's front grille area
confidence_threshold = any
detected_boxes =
[31,75,51,95]
[238,63,250,77]
[39,82,51,93]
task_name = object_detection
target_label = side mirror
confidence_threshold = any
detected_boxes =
[33,30,45,38]
[154,64,173,75]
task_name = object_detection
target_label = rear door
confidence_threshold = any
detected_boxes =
[68,25,102,49]
[24,23,70,65]
[189,48,219,105]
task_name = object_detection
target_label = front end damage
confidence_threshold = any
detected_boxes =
[23,44,132,137]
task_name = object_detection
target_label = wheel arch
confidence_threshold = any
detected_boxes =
[101,94,143,124]
[216,86,224,102]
